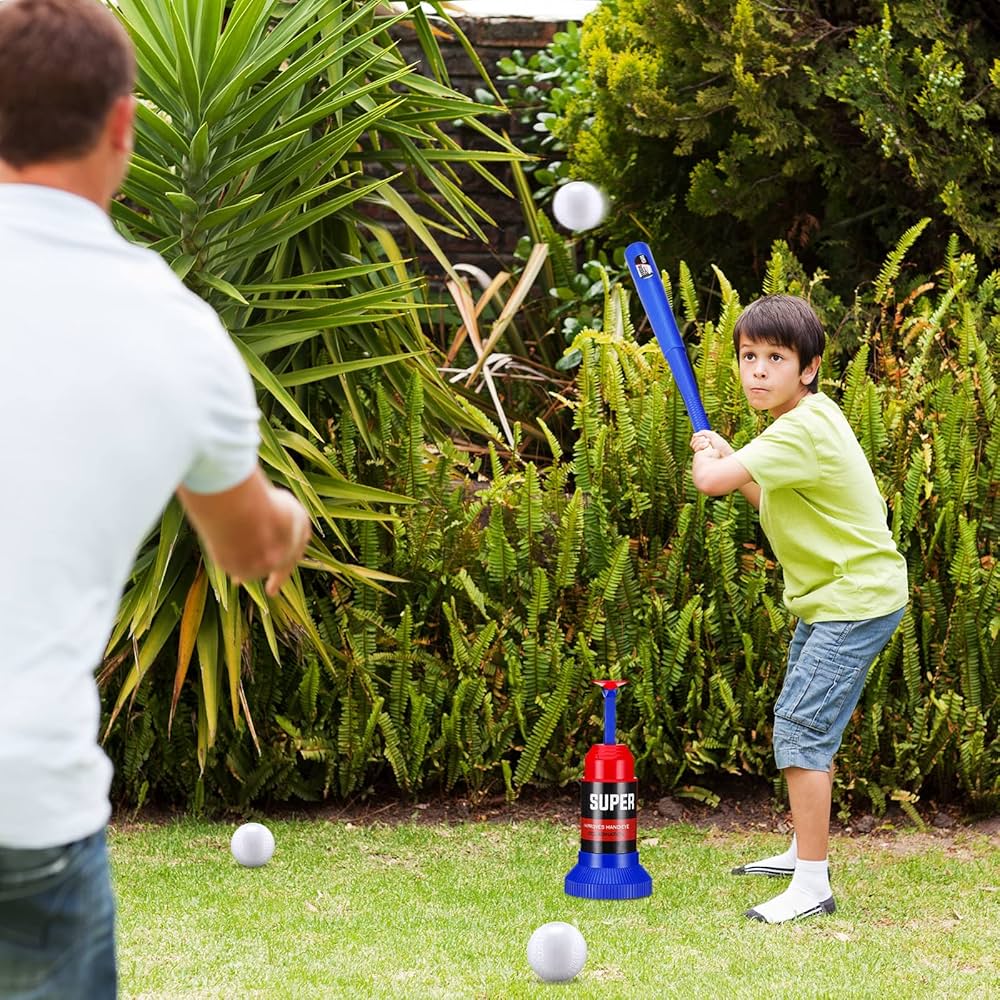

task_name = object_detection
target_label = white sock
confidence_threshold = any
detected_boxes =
[731,834,797,877]
[746,858,834,924]
[791,858,831,898]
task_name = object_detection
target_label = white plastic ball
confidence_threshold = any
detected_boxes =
[230,822,275,868]
[526,921,587,983]
[551,181,609,231]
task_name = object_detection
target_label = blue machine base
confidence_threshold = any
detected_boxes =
[564,851,653,899]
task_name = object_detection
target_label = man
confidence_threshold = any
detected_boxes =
[0,1,312,996]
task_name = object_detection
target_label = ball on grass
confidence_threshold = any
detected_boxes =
[230,822,275,868]
[527,921,587,983]
[551,181,609,232]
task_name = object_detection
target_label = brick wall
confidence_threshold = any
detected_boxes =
[384,15,567,285]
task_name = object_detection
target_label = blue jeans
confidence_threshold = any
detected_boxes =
[0,829,117,999]
[773,606,906,771]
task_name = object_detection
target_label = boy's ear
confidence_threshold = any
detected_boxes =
[801,356,821,386]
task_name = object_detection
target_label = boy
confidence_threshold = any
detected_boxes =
[689,294,907,924]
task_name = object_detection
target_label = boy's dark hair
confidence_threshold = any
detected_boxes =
[0,0,135,169]
[732,294,825,392]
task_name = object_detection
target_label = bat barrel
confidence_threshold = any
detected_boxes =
[625,242,711,433]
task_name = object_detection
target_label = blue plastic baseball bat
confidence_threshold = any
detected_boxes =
[625,241,711,432]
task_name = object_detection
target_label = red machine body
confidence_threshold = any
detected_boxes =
[564,679,651,897]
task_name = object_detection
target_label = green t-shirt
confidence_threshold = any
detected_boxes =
[734,392,908,623]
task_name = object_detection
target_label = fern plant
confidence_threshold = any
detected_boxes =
[109,227,1000,815]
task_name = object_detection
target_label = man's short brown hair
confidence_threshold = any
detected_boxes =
[0,0,135,168]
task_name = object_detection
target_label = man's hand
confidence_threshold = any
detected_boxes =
[262,489,312,597]
[178,471,313,595]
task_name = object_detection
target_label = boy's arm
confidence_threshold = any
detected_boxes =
[739,479,761,510]
[690,432,760,509]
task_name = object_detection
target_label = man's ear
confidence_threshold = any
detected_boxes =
[107,95,135,155]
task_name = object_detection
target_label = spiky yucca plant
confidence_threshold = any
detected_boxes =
[101,0,519,772]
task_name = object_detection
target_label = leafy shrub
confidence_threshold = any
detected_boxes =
[549,1,1000,293]
[492,21,590,200]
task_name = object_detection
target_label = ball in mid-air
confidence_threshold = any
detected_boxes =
[526,921,587,983]
[230,822,275,868]
[552,181,609,231]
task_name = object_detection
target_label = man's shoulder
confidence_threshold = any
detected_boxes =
[116,238,199,299]
[116,240,225,335]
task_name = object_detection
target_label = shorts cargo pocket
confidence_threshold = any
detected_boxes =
[774,625,863,734]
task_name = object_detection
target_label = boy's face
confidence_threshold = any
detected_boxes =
[738,335,820,418]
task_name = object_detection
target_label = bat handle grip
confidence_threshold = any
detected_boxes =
[667,358,711,432]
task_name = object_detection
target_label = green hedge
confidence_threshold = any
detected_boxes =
[546,0,1000,294]
[106,232,999,815]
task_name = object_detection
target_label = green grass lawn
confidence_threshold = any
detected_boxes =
[111,818,1000,999]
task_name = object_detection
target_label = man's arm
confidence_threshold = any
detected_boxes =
[690,431,760,509]
[177,468,312,596]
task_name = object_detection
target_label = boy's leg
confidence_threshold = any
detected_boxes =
[732,764,836,878]
[731,620,808,878]
[786,766,832,861]
[745,766,835,923]
[731,760,835,877]
[746,607,904,924]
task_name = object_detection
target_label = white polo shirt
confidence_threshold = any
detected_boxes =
[0,185,260,848]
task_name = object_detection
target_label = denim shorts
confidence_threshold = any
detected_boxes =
[0,828,117,999]
[772,606,906,771]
